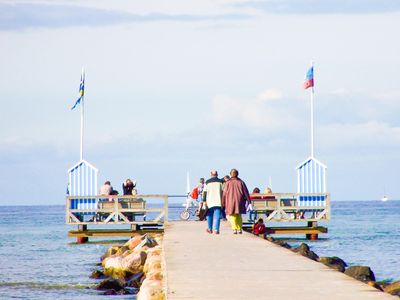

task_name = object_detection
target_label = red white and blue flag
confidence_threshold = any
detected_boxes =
[303,66,314,89]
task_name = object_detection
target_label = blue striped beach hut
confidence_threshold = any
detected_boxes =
[297,157,327,207]
[67,160,99,214]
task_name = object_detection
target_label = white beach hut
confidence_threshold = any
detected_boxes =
[67,160,99,213]
[296,156,327,207]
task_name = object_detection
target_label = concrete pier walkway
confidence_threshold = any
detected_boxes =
[164,221,395,300]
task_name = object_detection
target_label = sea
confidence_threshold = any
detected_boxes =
[0,200,399,299]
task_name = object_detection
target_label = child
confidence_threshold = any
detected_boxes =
[253,218,266,235]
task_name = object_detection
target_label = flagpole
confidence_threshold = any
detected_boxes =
[186,172,191,195]
[310,61,315,158]
[80,68,84,161]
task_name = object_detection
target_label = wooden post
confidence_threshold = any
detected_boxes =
[77,224,88,244]
[164,195,169,224]
[306,221,318,240]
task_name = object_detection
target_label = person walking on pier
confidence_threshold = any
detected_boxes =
[222,169,251,234]
[203,170,223,234]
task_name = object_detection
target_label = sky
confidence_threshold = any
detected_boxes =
[0,0,400,205]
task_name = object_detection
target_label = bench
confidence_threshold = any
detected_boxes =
[249,197,277,221]
[97,198,146,221]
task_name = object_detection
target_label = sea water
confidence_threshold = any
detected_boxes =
[0,201,399,299]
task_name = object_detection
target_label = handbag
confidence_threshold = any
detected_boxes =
[198,203,208,221]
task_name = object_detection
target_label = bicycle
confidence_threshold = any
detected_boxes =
[180,198,199,221]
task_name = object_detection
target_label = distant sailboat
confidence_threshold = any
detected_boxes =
[381,187,389,202]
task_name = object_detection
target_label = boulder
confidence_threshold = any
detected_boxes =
[367,281,384,291]
[115,245,130,256]
[143,255,162,274]
[273,240,291,249]
[154,234,163,245]
[319,256,347,272]
[384,281,400,296]
[344,266,376,282]
[121,251,147,274]
[134,235,158,252]
[292,243,319,261]
[104,251,147,279]
[101,245,122,261]
[145,269,164,281]
[137,279,165,300]
[100,288,136,295]
[103,255,124,277]
[125,236,143,250]
[265,236,275,242]
[101,289,118,295]
[90,269,106,279]
[146,246,162,259]
[126,272,144,289]
[96,279,124,291]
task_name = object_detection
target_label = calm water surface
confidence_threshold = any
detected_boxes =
[0,201,399,299]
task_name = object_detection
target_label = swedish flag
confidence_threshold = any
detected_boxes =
[71,70,85,110]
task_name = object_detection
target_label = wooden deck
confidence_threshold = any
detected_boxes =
[163,221,395,300]
[68,228,163,238]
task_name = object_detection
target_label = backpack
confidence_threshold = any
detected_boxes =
[190,187,199,199]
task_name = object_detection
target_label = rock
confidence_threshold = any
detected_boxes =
[101,245,122,261]
[121,251,147,274]
[154,234,163,245]
[146,247,162,260]
[101,289,118,295]
[368,281,384,291]
[103,251,147,280]
[319,256,347,272]
[143,254,162,274]
[292,243,319,261]
[265,236,275,242]
[344,266,376,282]
[126,272,144,289]
[146,269,163,281]
[96,279,124,291]
[125,236,143,250]
[115,245,130,256]
[384,281,400,296]
[100,288,137,295]
[273,240,291,249]
[90,269,106,279]
[137,279,165,300]
[134,234,158,252]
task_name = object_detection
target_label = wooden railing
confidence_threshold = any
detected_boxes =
[249,192,330,222]
[65,194,168,225]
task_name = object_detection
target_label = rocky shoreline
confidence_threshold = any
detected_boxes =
[259,234,400,297]
[90,233,165,299]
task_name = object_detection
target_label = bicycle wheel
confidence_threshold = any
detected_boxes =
[180,210,190,221]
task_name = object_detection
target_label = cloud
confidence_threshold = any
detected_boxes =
[237,0,400,14]
[0,2,251,31]
[211,88,400,155]
[212,89,304,132]
[319,121,400,154]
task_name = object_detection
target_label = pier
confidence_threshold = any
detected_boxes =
[66,192,329,243]
[164,222,394,300]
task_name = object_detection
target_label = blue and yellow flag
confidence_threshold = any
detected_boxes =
[71,70,85,110]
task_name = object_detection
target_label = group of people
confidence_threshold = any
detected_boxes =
[188,170,274,235]
[99,178,138,199]
[189,168,252,235]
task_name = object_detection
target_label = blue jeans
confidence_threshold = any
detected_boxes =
[207,207,221,232]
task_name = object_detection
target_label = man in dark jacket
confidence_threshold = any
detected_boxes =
[222,169,250,234]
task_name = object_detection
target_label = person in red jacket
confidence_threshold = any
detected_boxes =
[253,218,266,235]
